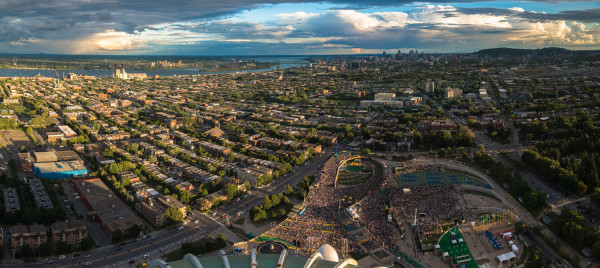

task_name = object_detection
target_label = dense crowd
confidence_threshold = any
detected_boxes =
[358,189,400,251]
[265,154,381,253]
[389,185,458,220]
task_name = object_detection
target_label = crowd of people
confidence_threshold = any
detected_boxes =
[265,154,382,254]
[357,189,401,251]
[417,222,444,244]
[389,185,458,220]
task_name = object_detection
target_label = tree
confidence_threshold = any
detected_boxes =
[55,241,74,254]
[15,244,35,259]
[165,207,184,224]
[223,183,238,200]
[591,188,600,208]
[262,195,272,210]
[198,199,211,211]
[285,185,294,195]
[180,190,191,204]
[129,224,142,238]
[216,234,227,248]
[37,242,51,257]
[112,230,124,243]
[80,237,95,251]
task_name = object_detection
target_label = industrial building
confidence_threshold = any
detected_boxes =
[33,161,88,180]
[72,178,143,238]
[32,150,87,180]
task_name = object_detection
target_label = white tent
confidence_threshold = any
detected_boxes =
[496,252,517,263]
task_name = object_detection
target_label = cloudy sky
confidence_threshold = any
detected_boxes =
[1,0,599,55]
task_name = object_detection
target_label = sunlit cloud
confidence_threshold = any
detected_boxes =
[1,0,599,54]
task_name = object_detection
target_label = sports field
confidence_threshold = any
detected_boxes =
[438,226,478,268]
[397,172,492,189]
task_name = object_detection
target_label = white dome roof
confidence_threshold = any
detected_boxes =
[316,244,339,262]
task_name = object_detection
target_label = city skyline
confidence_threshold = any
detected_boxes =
[0,0,599,55]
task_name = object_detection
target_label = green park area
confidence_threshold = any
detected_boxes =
[438,227,478,268]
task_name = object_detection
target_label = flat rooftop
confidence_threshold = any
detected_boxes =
[33,161,86,173]
[73,178,142,231]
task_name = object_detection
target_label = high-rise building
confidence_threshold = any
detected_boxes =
[425,80,435,93]
[115,68,128,79]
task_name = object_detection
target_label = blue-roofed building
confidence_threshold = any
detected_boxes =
[33,161,88,180]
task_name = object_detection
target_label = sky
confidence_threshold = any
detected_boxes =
[0,0,599,55]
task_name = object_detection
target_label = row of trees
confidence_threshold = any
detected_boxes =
[519,114,600,195]
[522,150,587,195]
[473,151,548,214]
[547,208,600,259]
[413,126,475,149]
[250,193,291,223]
[165,234,227,262]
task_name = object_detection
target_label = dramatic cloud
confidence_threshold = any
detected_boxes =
[0,0,599,54]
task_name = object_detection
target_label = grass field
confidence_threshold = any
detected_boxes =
[438,226,478,268]
[397,171,492,189]
[337,160,374,186]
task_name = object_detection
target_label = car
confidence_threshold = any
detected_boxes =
[73,193,78,196]
[32,259,38,262]
[74,253,80,257]
[178,226,184,230]
[129,260,136,264]
[59,255,66,259]
[84,254,91,258]
[143,253,150,258]
[75,196,80,199]
[85,262,92,266]
[194,220,199,224]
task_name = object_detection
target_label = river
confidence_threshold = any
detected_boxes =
[0,56,309,78]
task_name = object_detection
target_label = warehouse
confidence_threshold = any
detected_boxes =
[33,161,87,180]
[72,178,143,238]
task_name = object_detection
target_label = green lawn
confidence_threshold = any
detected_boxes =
[438,227,478,268]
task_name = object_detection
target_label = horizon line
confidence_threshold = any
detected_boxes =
[0,47,595,57]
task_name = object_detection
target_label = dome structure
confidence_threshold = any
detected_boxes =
[316,244,339,262]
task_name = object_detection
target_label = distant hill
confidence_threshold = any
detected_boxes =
[475,47,571,57]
